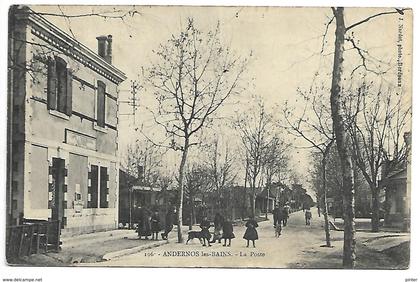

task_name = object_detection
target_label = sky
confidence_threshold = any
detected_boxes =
[29,5,412,191]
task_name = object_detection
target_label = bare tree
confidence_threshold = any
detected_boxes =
[348,85,410,232]
[262,136,290,219]
[206,140,237,216]
[122,139,162,186]
[328,7,408,268]
[234,100,277,218]
[145,18,248,242]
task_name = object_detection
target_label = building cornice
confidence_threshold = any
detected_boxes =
[20,8,127,84]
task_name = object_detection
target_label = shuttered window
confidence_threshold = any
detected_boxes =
[99,167,108,208]
[89,165,99,208]
[97,81,106,127]
[47,56,72,116]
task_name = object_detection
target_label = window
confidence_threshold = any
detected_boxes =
[100,167,108,208]
[96,81,106,127]
[88,165,108,208]
[47,57,72,116]
[89,165,99,208]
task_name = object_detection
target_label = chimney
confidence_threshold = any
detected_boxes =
[106,35,112,64]
[96,35,112,64]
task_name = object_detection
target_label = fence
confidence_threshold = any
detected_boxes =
[6,219,61,262]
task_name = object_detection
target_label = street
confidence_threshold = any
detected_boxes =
[92,209,330,267]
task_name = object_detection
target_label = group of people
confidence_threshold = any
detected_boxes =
[136,207,176,241]
[272,202,291,236]
[136,204,312,246]
[198,213,236,247]
[198,213,261,248]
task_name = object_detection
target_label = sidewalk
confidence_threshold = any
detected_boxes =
[288,212,410,269]
[330,217,406,233]
[15,229,169,266]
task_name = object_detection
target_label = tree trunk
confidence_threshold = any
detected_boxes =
[371,185,380,232]
[322,157,332,247]
[176,139,189,243]
[330,7,356,268]
[250,191,256,218]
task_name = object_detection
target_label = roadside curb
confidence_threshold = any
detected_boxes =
[102,240,169,261]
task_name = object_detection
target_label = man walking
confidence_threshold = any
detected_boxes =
[272,204,283,235]
[305,209,312,226]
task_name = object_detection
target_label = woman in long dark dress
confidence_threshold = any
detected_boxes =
[243,217,258,247]
[150,211,161,240]
[222,219,235,247]
[137,207,152,239]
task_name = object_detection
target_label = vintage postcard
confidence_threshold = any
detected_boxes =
[5,5,412,270]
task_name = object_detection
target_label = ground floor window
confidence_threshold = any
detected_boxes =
[89,164,108,208]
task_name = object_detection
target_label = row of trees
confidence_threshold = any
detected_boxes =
[127,8,410,269]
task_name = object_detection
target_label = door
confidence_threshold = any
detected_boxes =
[51,158,65,228]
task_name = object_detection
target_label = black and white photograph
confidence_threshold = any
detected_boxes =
[1,1,417,279]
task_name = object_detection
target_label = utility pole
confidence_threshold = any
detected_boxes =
[119,79,142,125]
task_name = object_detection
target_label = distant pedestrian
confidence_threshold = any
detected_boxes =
[200,216,212,247]
[161,207,176,240]
[222,218,235,246]
[151,210,161,240]
[211,213,223,243]
[305,209,312,226]
[282,203,291,226]
[243,216,259,248]
[272,204,283,235]
[137,207,152,239]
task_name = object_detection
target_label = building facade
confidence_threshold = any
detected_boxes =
[7,6,126,235]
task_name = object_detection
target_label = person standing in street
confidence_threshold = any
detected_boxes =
[200,216,212,247]
[150,210,161,240]
[137,206,152,239]
[161,207,176,240]
[243,216,259,247]
[305,209,312,226]
[222,217,235,246]
[272,204,283,235]
[211,212,223,243]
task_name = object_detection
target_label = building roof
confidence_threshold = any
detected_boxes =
[15,6,126,84]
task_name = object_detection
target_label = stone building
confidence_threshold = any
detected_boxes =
[7,6,126,234]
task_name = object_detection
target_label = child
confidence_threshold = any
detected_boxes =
[243,216,259,247]
[222,219,235,246]
[200,216,212,247]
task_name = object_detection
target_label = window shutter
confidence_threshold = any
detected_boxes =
[97,81,106,127]
[66,68,73,116]
[47,58,57,110]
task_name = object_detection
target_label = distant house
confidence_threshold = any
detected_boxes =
[381,168,409,230]
[255,187,276,213]
[7,6,126,234]
[380,132,411,231]
[118,169,176,226]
